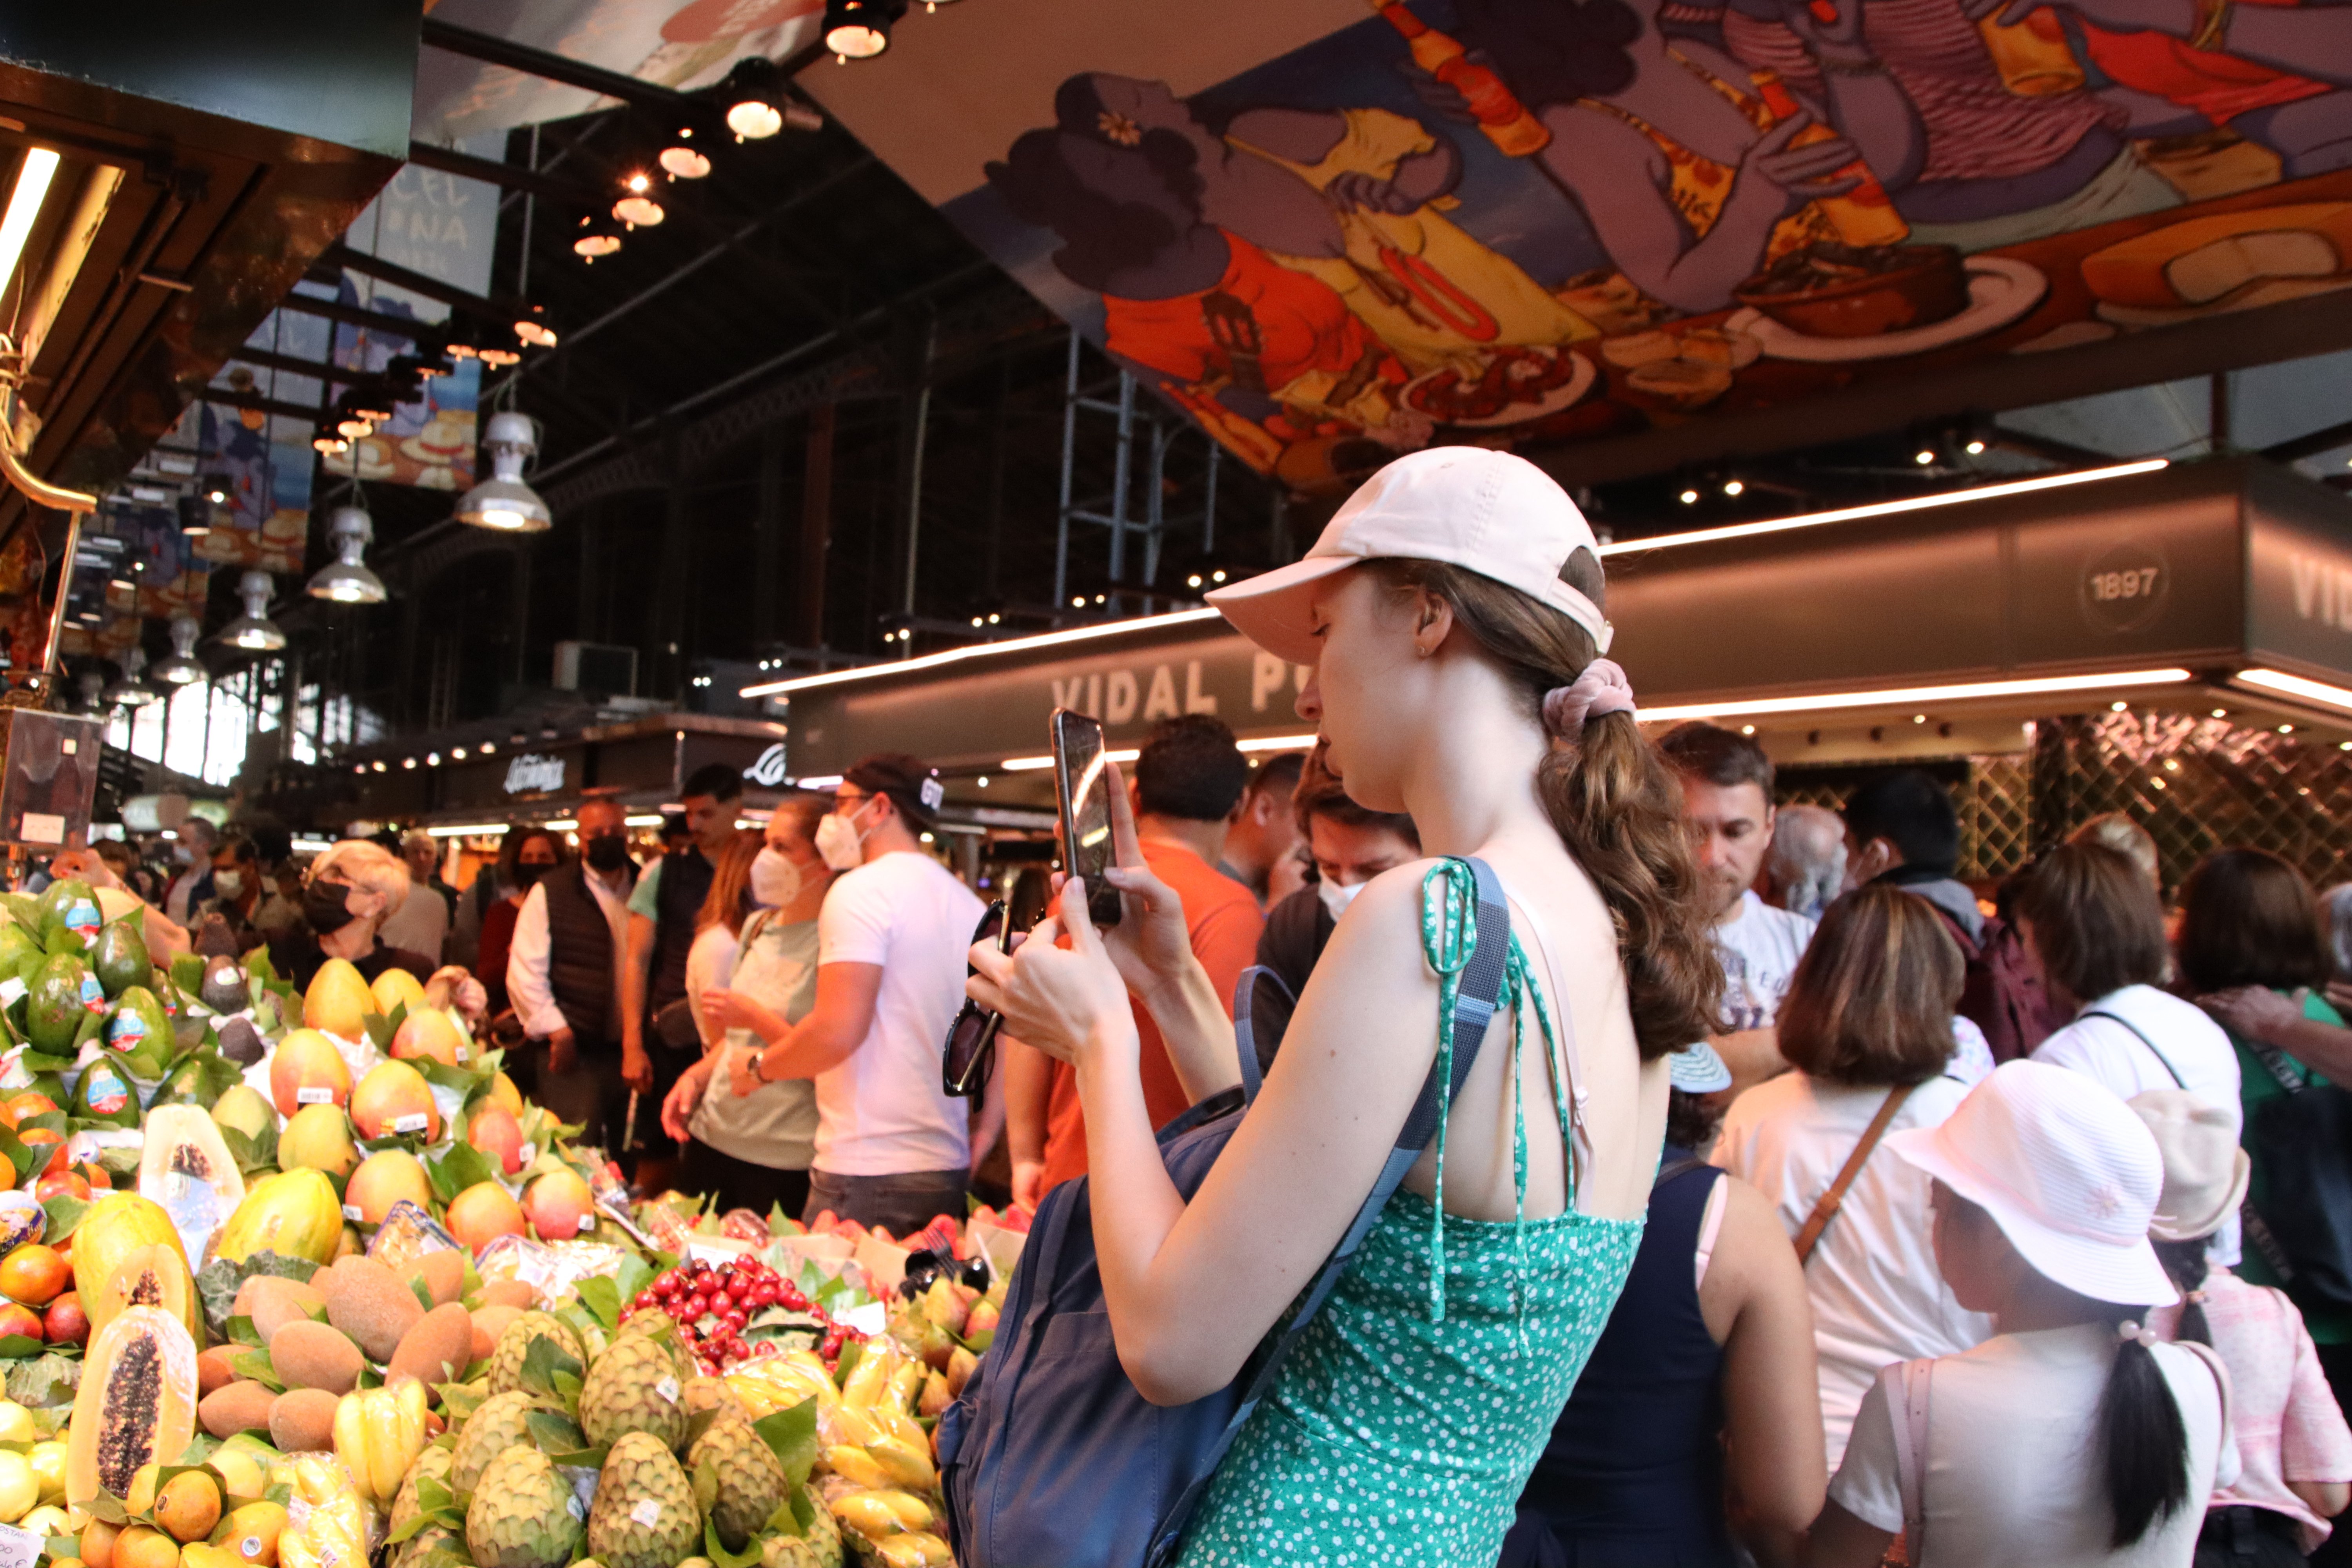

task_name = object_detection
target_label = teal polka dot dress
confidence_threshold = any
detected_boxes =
[1176,863,1647,1567]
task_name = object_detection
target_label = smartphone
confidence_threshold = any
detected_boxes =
[1050,707,1124,926]
[941,900,1009,1098]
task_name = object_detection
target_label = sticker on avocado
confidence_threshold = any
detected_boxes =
[79,975,105,1013]
[0,978,23,1009]
[82,1064,128,1116]
[106,1011,146,1052]
[62,900,98,940]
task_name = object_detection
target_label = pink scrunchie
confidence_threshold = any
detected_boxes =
[1543,659,1636,740]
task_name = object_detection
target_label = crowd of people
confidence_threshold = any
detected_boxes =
[51,446,2352,1564]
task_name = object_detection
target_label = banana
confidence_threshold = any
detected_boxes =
[863,1433,934,1490]
[362,1387,409,1505]
[821,1446,890,1490]
[329,1386,432,1511]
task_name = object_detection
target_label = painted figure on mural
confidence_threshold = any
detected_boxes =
[1052,73,1601,370]
[1447,0,1927,314]
[986,122,1431,486]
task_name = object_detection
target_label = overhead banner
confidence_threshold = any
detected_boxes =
[800,0,2352,489]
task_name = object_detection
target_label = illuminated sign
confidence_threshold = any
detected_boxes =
[502,753,566,795]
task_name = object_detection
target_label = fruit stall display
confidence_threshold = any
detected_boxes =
[0,878,1031,1568]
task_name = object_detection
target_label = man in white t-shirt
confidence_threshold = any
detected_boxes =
[1658,722,1815,1095]
[727,753,981,1234]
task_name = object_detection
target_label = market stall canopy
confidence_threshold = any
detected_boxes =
[754,457,2352,775]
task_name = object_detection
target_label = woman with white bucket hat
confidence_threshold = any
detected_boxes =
[2134,1089,2352,1565]
[1806,1060,2239,1567]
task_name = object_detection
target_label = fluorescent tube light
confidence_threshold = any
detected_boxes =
[0,148,59,303]
[1637,668,2194,723]
[2233,668,2352,713]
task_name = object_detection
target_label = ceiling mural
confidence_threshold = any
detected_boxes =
[800,0,2352,491]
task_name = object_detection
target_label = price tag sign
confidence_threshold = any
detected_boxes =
[837,1301,887,1336]
[0,1520,42,1568]
[343,1204,365,1222]
[577,1214,595,1233]
[297,1086,336,1106]
[392,1114,430,1134]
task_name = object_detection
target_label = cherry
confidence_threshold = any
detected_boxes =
[709,1290,733,1312]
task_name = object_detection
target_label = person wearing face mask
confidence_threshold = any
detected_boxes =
[1247,742,1421,1073]
[659,798,835,1217]
[272,839,439,991]
[506,799,639,1149]
[477,827,565,1018]
[1002,716,1267,1208]
[163,817,218,926]
[715,753,982,1235]
[198,835,293,953]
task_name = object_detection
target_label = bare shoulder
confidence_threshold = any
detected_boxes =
[1702,1173,1804,1310]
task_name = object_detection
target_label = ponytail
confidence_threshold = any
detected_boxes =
[1368,555,1721,1062]
[2097,1314,2190,1548]
[2153,1238,2212,1347]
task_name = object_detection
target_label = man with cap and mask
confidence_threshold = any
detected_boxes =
[716,753,983,1233]
[508,797,638,1152]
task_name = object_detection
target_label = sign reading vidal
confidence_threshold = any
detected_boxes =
[807,0,2352,492]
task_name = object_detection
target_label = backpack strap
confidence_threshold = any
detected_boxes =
[2080,1008,2187,1089]
[1149,854,1509,1565]
[1230,965,1292,1105]
[2242,1033,2312,1096]
[1794,1082,1916,1265]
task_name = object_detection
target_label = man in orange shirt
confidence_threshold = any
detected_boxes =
[1005,715,1266,1205]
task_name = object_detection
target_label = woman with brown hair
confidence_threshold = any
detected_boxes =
[968,448,1720,1564]
[659,797,836,1218]
[1715,884,1993,1471]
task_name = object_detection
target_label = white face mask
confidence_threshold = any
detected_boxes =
[213,870,245,899]
[748,845,803,908]
[813,800,876,873]
[1316,876,1364,923]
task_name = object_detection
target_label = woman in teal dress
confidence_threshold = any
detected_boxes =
[967,448,1722,1565]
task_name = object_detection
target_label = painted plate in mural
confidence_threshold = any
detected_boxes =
[1401,345,1596,428]
[1724,257,2049,363]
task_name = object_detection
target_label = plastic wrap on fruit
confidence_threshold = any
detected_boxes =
[537,1240,631,1305]
[474,1234,560,1297]
[719,1208,769,1243]
[365,1201,461,1273]
[728,1352,839,1420]
[279,1453,379,1568]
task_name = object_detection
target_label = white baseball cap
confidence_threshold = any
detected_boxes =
[1886,1059,2177,1307]
[1205,447,1611,666]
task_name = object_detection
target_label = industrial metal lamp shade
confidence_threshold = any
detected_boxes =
[724,56,789,138]
[220,570,286,652]
[823,0,898,59]
[308,504,388,604]
[103,646,159,708]
[456,411,551,532]
[153,614,204,684]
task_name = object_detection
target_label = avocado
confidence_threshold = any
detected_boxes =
[149,1053,209,1108]
[38,879,101,947]
[25,954,85,1055]
[103,986,173,1080]
[71,1055,140,1127]
[192,913,240,959]
[199,955,249,1015]
[215,1014,265,1066]
[91,919,152,1000]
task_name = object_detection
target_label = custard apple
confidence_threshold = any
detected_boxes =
[580,1332,688,1451]
[586,1432,701,1568]
[465,1445,585,1568]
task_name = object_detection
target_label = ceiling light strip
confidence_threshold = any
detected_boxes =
[0,148,60,304]
[2232,667,2352,713]
[740,609,1223,698]
[1595,459,2170,559]
[1637,667,2194,722]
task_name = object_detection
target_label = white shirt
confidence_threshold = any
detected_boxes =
[1715,1071,1995,1468]
[506,868,633,1040]
[690,914,820,1171]
[2034,984,2243,1263]
[1831,1323,2238,1567]
[165,864,209,925]
[377,878,448,964]
[1715,891,1815,1031]
[808,850,981,1177]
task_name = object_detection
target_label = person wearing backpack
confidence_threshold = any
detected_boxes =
[965,447,1720,1567]
[2133,1088,2352,1566]
[1841,771,2065,1063]
[1805,1060,2241,1567]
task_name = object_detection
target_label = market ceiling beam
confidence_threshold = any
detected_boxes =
[200,386,330,423]
[274,291,446,342]
[404,139,604,209]
[2260,417,2352,466]
[320,242,519,327]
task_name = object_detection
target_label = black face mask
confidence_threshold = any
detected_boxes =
[512,862,552,890]
[583,833,631,873]
[303,881,358,935]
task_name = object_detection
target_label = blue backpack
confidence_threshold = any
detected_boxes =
[937,857,1512,1568]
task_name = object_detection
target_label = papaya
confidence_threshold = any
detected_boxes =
[73,1195,188,1314]
[91,921,152,1002]
[65,1304,196,1508]
[301,960,372,1040]
[213,1171,340,1267]
[139,1106,245,1269]
[71,1057,141,1130]
[85,1242,198,1347]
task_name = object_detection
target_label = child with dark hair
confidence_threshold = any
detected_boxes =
[1808,1061,2240,1567]
[2134,1090,2352,1566]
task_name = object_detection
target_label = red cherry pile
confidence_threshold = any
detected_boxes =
[624,1256,866,1374]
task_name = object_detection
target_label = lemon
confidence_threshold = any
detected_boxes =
[22,1504,69,1537]
[0,1450,40,1522]
[26,1440,63,1503]
[0,1401,37,1445]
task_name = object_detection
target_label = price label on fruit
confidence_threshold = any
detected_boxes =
[298,1086,336,1106]
[0,1520,40,1568]
[391,1114,430,1134]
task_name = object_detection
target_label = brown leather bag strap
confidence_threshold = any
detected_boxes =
[1795,1082,1919,1264]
